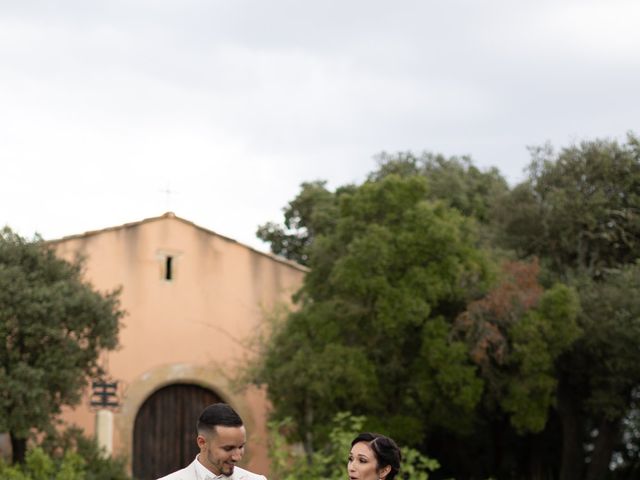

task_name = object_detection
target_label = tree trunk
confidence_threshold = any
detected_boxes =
[492,422,503,475]
[557,381,584,480]
[585,417,621,480]
[10,433,27,464]
[527,434,553,480]
[302,395,314,464]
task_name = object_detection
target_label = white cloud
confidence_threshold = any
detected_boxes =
[1,0,639,248]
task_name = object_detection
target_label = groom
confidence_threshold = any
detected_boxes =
[157,403,267,480]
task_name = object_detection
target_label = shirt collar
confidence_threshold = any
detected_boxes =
[195,455,227,480]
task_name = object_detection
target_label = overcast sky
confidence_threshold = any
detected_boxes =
[1,1,639,250]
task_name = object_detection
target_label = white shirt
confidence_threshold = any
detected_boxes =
[157,457,267,480]
[194,456,226,480]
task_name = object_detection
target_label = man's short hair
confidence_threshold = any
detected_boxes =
[197,403,243,436]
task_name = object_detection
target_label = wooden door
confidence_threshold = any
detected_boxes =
[132,383,222,480]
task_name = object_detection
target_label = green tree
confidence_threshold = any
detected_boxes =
[370,151,509,225]
[256,181,349,266]
[559,264,640,480]
[495,134,640,480]
[252,159,559,479]
[251,174,493,457]
[257,152,509,266]
[0,228,123,464]
[255,138,640,479]
[497,134,640,278]
[439,259,579,479]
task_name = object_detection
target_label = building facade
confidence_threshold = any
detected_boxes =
[50,213,306,479]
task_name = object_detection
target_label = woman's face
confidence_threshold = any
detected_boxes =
[348,442,382,480]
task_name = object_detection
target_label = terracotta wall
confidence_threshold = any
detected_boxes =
[51,214,306,475]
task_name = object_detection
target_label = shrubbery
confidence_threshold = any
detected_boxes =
[0,426,131,480]
[268,412,439,480]
[0,447,85,480]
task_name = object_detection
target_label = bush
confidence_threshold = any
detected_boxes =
[0,447,85,480]
[268,412,439,480]
[40,425,131,480]
[0,426,131,480]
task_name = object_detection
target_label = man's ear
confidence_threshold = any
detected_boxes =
[197,434,207,450]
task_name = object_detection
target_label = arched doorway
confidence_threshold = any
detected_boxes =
[132,383,222,480]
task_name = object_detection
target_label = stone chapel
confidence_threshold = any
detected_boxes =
[49,212,306,479]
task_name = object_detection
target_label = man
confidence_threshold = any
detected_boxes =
[157,403,267,480]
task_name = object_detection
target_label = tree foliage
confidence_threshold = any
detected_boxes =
[256,181,347,266]
[0,228,124,463]
[0,447,85,480]
[257,152,509,265]
[252,173,494,455]
[455,260,581,434]
[370,151,509,225]
[0,431,132,480]
[555,264,640,480]
[494,134,640,480]
[497,134,640,278]
[254,136,640,479]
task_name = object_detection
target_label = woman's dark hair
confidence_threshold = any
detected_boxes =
[351,432,401,480]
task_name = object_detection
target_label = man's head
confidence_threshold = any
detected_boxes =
[196,403,246,476]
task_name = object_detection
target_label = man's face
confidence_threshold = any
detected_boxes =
[197,425,246,476]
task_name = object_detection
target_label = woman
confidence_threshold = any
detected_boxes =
[348,432,402,480]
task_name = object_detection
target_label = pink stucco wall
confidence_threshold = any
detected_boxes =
[50,213,306,475]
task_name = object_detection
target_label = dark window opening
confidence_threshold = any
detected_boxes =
[165,256,173,280]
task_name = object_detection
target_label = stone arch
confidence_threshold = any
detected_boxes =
[115,363,254,477]
[133,383,221,479]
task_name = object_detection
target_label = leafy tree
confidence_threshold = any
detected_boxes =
[430,259,578,479]
[497,134,640,278]
[495,134,640,480]
[252,161,563,479]
[255,137,639,479]
[0,228,123,463]
[257,152,509,265]
[256,181,349,266]
[370,151,509,225]
[557,264,640,480]
[251,174,493,457]
[456,260,580,432]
